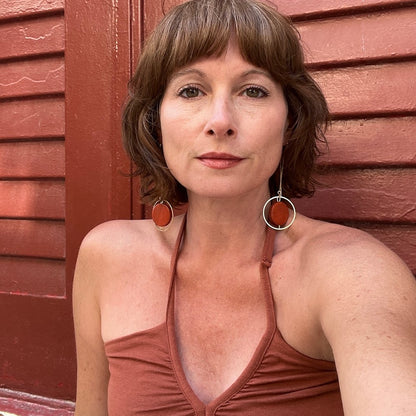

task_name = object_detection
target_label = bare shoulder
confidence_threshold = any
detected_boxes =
[289,214,416,349]
[79,218,159,260]
[293,219,416,414]
[75,216,182,282]
[73,215,186,310]
[295,215,413,286]
[74,216,185,342]
[73,218,156,305]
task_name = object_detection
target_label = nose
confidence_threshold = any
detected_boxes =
[204,95,236,138]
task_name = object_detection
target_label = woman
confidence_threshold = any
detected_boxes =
[73,0,416,415]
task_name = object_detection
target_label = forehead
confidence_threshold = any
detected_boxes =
[167,40,273,82]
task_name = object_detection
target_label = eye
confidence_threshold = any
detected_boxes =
[244,86,268,98]
[178,86,202,98]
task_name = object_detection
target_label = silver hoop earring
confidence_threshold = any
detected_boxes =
[262,162,296,231]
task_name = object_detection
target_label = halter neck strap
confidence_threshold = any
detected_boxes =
[261,226,277,269]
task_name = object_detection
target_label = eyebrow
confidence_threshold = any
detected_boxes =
[169,67,274,83]
[239,69,274,81]
[169,68,206,82]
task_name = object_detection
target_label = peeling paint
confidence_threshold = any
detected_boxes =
[0,65,64,88]
[18,24,62,42]
[112,0,119,53]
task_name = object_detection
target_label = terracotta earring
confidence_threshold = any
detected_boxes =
[152,199,173,231]
[262,161,296,230]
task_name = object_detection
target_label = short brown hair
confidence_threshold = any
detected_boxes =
[122,0,329,206]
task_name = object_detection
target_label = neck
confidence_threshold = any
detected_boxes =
[183,189,270,261]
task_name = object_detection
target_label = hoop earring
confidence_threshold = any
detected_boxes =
[152,199,173,231]
[262,162,296,231]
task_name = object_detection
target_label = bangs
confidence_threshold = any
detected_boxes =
[151,0,298,89]
[157,1,233,75]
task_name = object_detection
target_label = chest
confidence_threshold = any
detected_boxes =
[173,265,271,403]
[173,260,332,403]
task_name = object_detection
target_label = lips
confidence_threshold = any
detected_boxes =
[197,152,243,169]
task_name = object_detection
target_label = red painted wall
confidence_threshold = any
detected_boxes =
[0,0,414,413]
[0,1,77,412]
[289,3,416,273]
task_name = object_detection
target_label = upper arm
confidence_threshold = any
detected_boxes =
[73,230,110,416]
[317,232,416,415]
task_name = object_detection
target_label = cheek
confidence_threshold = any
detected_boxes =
[159,104,173,145]
[256,123,285,174]
[159,103,193,147]
[159,120,187,176]
[265,147,283,177]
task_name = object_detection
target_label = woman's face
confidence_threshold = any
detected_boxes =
[159,40,288,201]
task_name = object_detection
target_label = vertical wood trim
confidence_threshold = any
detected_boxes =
[131,0,146,220]
[65,0,133,293]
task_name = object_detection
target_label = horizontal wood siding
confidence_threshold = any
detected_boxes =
[297,8,416,66]
[277,0,416,19]
[0,181,65,219]
[0,141,65,177]
[313,62,416,116]
[0,257,65,297]
[298,169,416,222]
[0,56,65,99]
[0,219,65,264]
[0,3,65,297]
[0,14,64,59]
[0,0,74,402]
[0,0,64,20]
[277,0,416,273]
[0,97,65,139]
[322,117,416,166]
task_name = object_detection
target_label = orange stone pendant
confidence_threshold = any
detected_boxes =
[152,201,172,228]
[269,201,289,227]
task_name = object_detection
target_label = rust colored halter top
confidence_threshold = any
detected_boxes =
[105,219,344,415]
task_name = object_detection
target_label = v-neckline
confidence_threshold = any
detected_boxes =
[165,216,277,413]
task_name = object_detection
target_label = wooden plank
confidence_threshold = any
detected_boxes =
[0,396,74,416]
[313,61,416,116]
[0,181,65,219]
[0,257,65,297]
[319,117,416,166]
[0,0,64,20]
[298,8,416,66]
[0,15,64,60]
[296,168,416,222]
[276,0,416,18]
[65,0,132,285]
[358,225,416,274]
[0,219,65,259]
[0,141,65,178]
[0,56,64,99]
[0,296,76,399]
[0,97,64,140]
